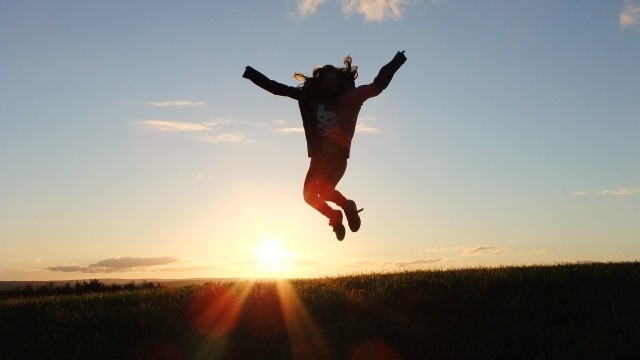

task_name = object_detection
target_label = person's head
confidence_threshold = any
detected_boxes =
[317,66,339,94]
[294,55,358,97]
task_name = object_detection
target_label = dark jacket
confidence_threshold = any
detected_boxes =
[243,51,407,158]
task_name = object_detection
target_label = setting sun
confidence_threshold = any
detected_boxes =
[253,237,295,272]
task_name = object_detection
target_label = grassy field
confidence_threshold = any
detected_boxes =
[1,262,639,359]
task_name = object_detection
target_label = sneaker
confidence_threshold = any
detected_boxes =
[342,200,362,232]
[329,210,346,241]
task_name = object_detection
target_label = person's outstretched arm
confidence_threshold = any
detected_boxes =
[242,66,300,100]
[373,50,407,91]
[353,51,407,101]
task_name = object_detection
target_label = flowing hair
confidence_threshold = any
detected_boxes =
[294,55,358,94]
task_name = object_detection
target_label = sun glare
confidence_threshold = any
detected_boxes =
[253,237,295,272]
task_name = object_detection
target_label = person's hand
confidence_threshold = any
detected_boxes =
[394,51,407,63]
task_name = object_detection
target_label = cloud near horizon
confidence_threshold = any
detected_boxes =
[345,257,448,270]
[139,120,211,132]
[272,117,380,134]
[464,245,508,255]
[47,256,181,274]
[297,0,413,22]
[600,188,640,196]
[570,187,640,197]
[137,120,252,143]
[530,249,557,254]
[144,100,204,108]
[396,258,446,268]
[620,2,640,29]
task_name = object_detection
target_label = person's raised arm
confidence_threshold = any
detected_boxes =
[243,66,300,100]
[372,51,407,91]
[353,51,407,102]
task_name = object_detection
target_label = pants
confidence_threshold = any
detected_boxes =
[303,155,348,219]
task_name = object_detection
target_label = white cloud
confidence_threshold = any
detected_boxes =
[600,188,640,196]
[272,117,380,134]
[297,0,413,21]
[355,124,380,133]
[200,133,252,143]
[298,0,328,16]
[342,0,409,22]
[137,119,254,143]
[620,2,640,29]
[271,119,304,134]
[144,100,204,108]
[273,127,304,134]
[570,192,588,196]
[138,120,211,132]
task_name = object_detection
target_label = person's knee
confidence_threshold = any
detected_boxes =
[303,184,317,205]
[317,186,333,200]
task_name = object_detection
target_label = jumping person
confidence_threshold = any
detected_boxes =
[242,51,407,240]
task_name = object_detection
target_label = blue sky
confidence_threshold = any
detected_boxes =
[1,1,639,281]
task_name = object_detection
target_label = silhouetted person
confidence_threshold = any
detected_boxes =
[243,51,407,240]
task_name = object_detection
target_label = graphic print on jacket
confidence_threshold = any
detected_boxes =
[315,103,337,136]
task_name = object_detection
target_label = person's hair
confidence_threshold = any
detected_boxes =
[294,55,358,95]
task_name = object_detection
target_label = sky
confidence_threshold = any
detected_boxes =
[1,0,639,281]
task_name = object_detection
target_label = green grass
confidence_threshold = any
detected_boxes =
[2,262,639,359]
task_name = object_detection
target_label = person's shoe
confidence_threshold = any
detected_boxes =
[329,210,346,241]
[343,200,362,232]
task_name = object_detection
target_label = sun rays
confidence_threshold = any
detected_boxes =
[188,279,329,359]
[276,280,330,359]
[186,237,337,358]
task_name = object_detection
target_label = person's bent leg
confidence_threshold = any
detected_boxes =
[303,157,346,240]
[318,157,360,232]
[317,157,348,207]
[303,178,335,219]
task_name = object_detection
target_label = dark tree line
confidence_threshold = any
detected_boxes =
[0,279,161,299]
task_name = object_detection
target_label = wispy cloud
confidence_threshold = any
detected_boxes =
[356,116,381,133]
[344,257,448,270]
[298,0,328,16]
[570,191,588,196]
[47,256,180,274]
[139,120,211,132]
[297,0,413,21]
[396,258,446,268]
[270,119,304,134]
[136,119,254,143]
[463,245,508,255]
[600,188,640,196]
[144,100,204,108]
[432,245,510,256]
[271,117,380,134]
[273,127,304,134]
[530,249,557,254]
[200,133,252,143]
[342,0,411,22]
[620,2,640,29]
